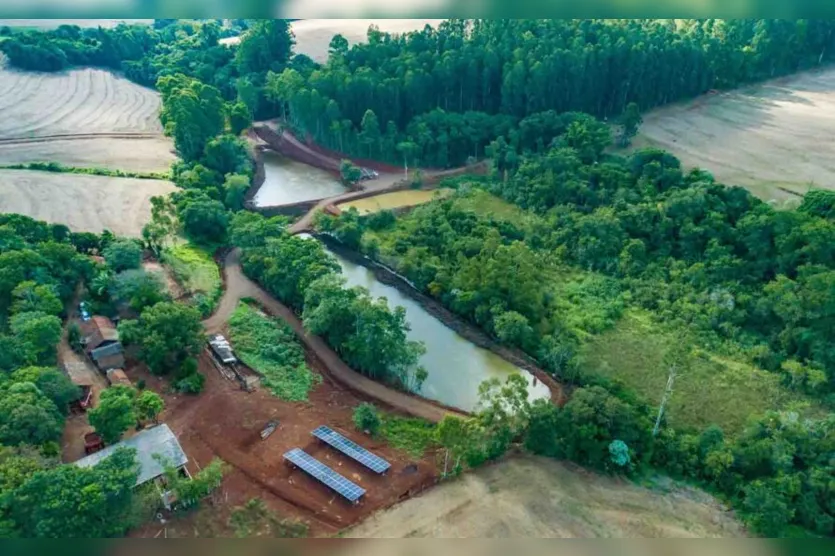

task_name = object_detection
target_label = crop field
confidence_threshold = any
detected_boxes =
[347,455,745,538]
[0,169,175,236]
[0,67,174,172]
[634,67,835,206]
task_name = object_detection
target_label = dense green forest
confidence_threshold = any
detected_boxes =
[266,19,835,167]
[4,17,835,538]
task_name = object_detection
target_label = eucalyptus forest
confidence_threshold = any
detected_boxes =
[0,18,834,538]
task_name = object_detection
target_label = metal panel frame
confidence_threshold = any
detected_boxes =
[283,448,366,503]
[311,425,391,474]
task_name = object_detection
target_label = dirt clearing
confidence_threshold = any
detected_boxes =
[634,68,835,206]
[0,67,173,172]
[347,454,744,538]
[128,350,439,537]
[0,169,176,236]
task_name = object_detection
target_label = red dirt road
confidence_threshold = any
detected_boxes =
[204,249,465,424]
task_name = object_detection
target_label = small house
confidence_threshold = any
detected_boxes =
[82,316,125,372]
[74,424,190,509]
[91,342,125,372]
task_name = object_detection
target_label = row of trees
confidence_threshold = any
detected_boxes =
[265,19,835,167]
[230,212,426,391]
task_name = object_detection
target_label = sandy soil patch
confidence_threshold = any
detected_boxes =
[0,169,176,236]
[634,68,835,206]
[347,454,744,538]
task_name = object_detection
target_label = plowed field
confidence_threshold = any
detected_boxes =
[634,68,835,206]
[0,68,174,172]
[0,169,175,236]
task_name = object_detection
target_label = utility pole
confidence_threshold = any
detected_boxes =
[653,361,678,436]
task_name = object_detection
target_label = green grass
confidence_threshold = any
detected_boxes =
[161,242,222,315]
[380,415,436,458]
[450,188,531,222]
[579,309,823,436]
[0,161,170,180]
[228,302,320,402]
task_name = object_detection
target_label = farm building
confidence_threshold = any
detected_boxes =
[90,342,125,372]
[106,368,132,387]
[82,316,125,371]
[74,424,189,508]
[208,334,237,365]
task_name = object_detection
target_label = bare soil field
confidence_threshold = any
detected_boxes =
[633,67,835,206]
[222,20,444,63]
[0,67,174,172]
[347,454,745,538]
[0,169,176,236]
[128,349,439,537]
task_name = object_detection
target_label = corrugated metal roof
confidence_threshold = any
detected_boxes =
[91,342,123,359]
[208,334,237,364]
[90,316,119,342]
[74,424,188,486]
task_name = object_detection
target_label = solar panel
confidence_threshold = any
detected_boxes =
[283,448,366,503]
[312,425,392,474]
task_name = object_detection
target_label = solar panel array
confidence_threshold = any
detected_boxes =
[312,425,392,474]
[283,448,366,503]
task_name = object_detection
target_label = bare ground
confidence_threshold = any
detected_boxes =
[0,136,175,173]
[128,349,441,537]
[633,67,835,206]
[0,169,176,236]
[0,67,174,172]
[347,454,745,538]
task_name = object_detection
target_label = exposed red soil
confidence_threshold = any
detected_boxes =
[127,349,440,537]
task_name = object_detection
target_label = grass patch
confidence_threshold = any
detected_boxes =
[161,242,222,317]
[228,498,308,538]
[579,309,822,436]
[228,302,320,402]
[450,188,531,223]
[380,415,436,458]
[0,161,170,180]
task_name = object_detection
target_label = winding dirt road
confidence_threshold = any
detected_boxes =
[204,249,465,423]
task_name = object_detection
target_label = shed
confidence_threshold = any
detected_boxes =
[74,424,188,487]
[91,342,125,372]
[106,368,131,387]
[208,334,237,365]
[83,316,120,352]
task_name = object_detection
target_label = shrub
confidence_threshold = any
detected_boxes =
[352,403,381,436]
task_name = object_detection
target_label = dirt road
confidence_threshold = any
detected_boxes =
[204,249,464,423]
